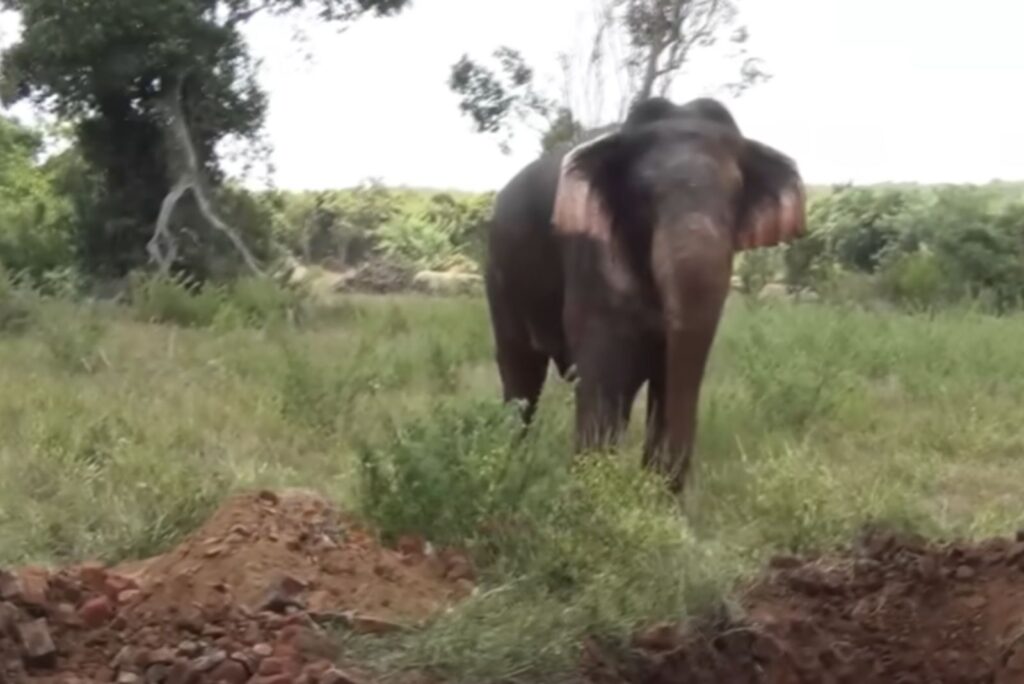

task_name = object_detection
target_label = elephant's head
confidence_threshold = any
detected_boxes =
[552,96,805,262]
[550,96,806,490]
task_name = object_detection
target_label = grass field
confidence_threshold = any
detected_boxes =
[3,281,1024,681]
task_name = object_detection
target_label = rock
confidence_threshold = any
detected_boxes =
[758,282,790,301]
[17,618,57,669]
[1,568,49,612]
[52,602,79,626]
[965,595,988,610]
[443,555,474,583]
[307,612,350,629]
[955,565,976,580]
[411,270,482,296]
[239,621,263,646]
[633,622,682,652]
[16,568,51,609]
[78,596,114,629]
[202,624,227,638]
[258,658,288,676]
[144,648,176,666]
[117,590,142,605]
[253,676,293,684]
[165,661,200,684]
[145,664,171,684]
[256,491,280,506]
[174,616,203,635]
[259,577,307,614]
[192,651,227,672]
[0,571,24,602]
[102,573,138,597]
[769,554,803,570]
[176,641,200,658]
[396,535,425,556]
[0,602,21,637]
[319,669,362,684]
[348,614,404,635]
[78,563,108,592]
[117,672,141,684]
[228,652,256,676]
[207,659,249,684]
[112,646,141,670]
[302,662,332,680]
[252,644,274,658]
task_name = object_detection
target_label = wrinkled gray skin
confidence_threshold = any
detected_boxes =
[484,96,804,492]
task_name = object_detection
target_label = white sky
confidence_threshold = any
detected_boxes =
[4,0,1024,192]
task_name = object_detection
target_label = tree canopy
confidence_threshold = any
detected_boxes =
[0,0,411,278]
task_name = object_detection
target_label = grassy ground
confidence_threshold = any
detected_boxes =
[3,277,1024,681]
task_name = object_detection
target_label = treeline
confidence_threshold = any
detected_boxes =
[0,113,493,290]
[737,182,1024,313]
[3,114,1024,311]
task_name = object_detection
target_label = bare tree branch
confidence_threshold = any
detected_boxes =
[148,177,190,275]
[147,72,264,276]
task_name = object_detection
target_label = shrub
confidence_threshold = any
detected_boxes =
[876,248,954,310]
[0,264,35,334]
[128,272,225,327]
[220,276,309,328]
[353,398,744,680]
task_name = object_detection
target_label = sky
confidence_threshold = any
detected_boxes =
[4,0,1024,192]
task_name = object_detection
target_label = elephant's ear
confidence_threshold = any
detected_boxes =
[551,132,622,245]
[734,139,807,251]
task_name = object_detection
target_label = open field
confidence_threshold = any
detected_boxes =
[4,284,1024,681]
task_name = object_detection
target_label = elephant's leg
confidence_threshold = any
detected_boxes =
[641,342,667,469]
[486,275,550,425]
[573,330,650,454]
[497,343,549,425]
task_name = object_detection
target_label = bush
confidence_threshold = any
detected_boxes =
[128,272,225,327]
[126,271,311,329]
[353,398,743,680]
[0,265,35,334]
[876,249,954,310]
[219,276,309,328]
[355,398,561,548]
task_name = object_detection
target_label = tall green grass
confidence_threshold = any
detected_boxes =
[3,280,1024,680]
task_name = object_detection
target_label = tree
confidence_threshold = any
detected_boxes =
[448,0,767,152]
[0,115,76,279]
[0,0,411,279]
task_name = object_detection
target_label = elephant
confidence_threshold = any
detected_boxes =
[484,96,806,492]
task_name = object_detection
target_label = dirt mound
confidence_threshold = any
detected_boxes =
[585,529,1024,684]
[0,490,470,684]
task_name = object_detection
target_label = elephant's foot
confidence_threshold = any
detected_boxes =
[645,446,691,494]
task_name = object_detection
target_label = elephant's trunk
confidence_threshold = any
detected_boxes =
[650,214,733,491]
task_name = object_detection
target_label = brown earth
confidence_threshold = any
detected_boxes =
[584,527,1024,684]
[0,489,472,684]
[10,491,1024,684]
